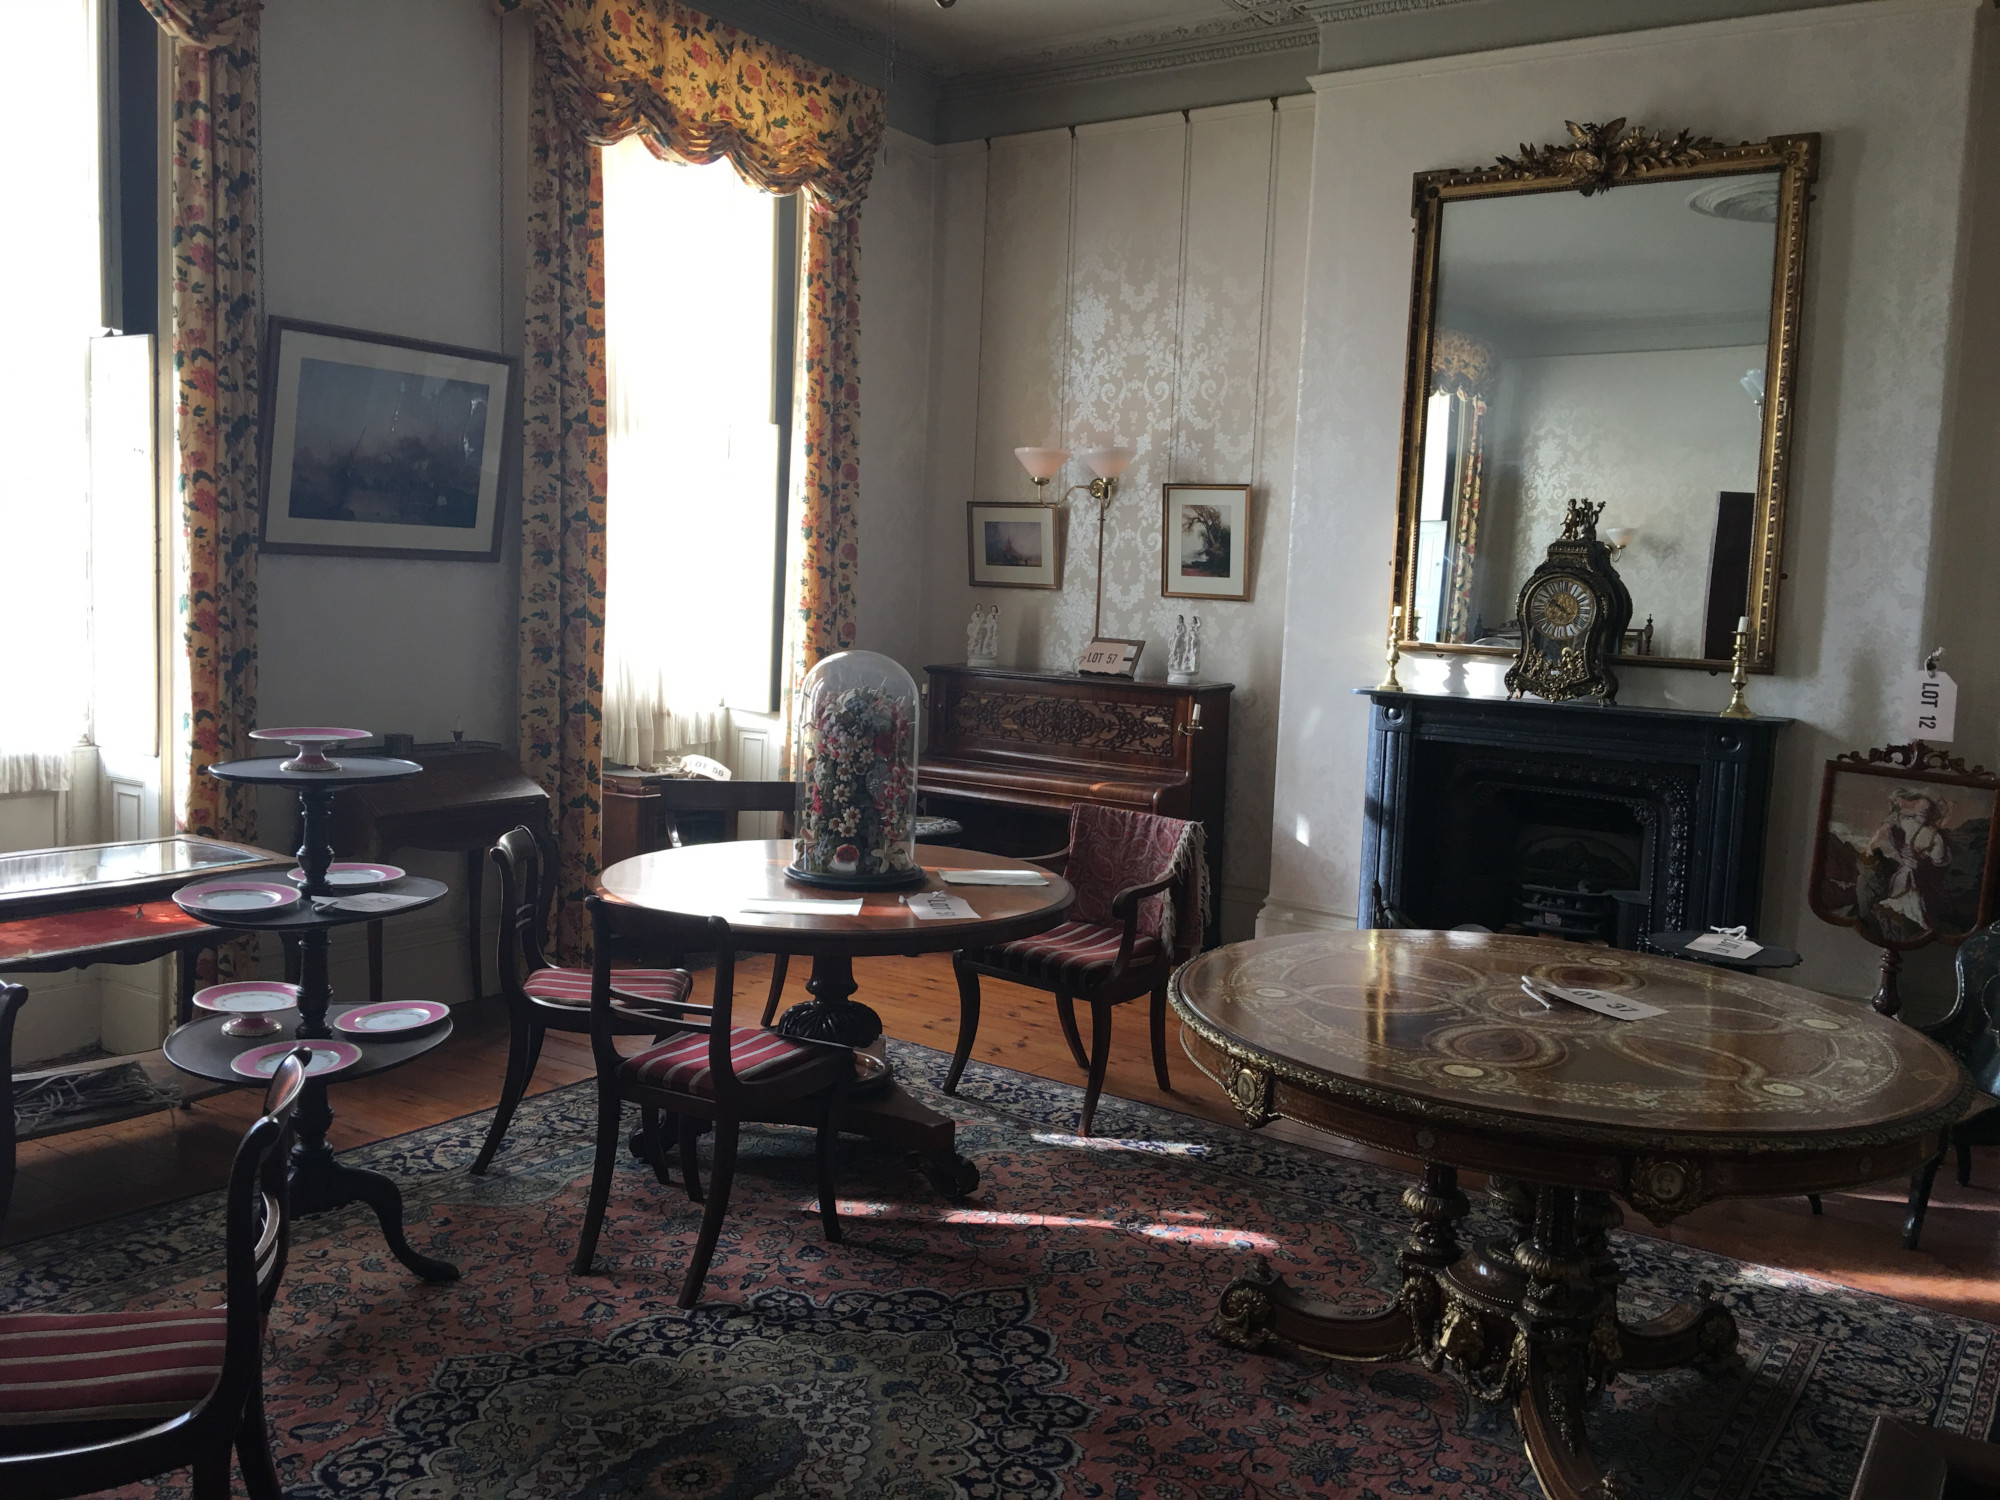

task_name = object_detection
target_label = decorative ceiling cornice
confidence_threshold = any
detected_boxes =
[949,18,1322,100]
[789,0,1467,86]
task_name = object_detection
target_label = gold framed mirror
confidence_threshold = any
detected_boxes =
[1390,121,1819,673]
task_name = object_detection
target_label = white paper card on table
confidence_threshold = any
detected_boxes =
[1902,668,1958,742]
[1540,981,1666,1021]
[314,891,428,914]
[905,891,979,920]
[939,869,1048,886]
[1684,930,1763,959]
[739,897,864,916]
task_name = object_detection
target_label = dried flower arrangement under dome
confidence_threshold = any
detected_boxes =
[788,650,924,890]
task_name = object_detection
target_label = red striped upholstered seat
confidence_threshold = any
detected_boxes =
[980,921,1161,987]
[620,1027,826,1097]
[523,966,691,1008]
[0,1308,226,1427]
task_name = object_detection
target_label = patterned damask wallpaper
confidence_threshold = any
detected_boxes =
[923,99,1316,937]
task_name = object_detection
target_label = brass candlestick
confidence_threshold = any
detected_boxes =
[1378,605,1405,692]
[1719,625,1754,719]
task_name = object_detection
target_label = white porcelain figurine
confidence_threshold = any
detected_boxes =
[967,604,1000,667]
[1168,614,1202,684]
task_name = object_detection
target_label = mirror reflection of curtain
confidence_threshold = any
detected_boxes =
[1428,329,1497,643]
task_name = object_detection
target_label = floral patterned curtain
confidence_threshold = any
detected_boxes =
[1429,329,1498,644]
[498,0,884,957]
[519,55,608,962]
[141,1,262,848]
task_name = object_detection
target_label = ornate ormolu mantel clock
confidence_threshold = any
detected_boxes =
[1504,498,1633,704]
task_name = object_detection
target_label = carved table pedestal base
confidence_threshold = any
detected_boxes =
[1210,1166,1738,1500]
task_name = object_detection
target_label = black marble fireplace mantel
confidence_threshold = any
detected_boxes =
[1357,689,1790,939]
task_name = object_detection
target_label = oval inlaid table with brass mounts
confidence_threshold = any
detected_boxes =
[1170,929,1970,1500]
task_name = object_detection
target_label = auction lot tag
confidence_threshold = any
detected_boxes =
[907,892,979,920]
[1685,929,1763,960]
[1903,668,1958,742]
[1524,977,1665,1021]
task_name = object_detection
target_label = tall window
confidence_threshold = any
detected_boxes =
[1,0,101,790]
[0,0,160,811]
[601,137,797,768]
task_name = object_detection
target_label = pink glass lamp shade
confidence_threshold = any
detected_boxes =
[1013,447,1071,482]
[1079,445,1135,481]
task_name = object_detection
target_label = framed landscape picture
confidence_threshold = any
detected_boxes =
[1162,482,1252,601]
[967,502,1061,590]
[258,317,517,560]
[1808,743,2000,949]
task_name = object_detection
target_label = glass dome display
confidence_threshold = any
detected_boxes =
[789,650,923,889]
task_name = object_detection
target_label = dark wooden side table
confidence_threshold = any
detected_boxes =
[599,840,1074,1198]
[332,746,550,1004]
[0,837,292,1221]
[1172,929,1970,1500]
[186,754,459,1282]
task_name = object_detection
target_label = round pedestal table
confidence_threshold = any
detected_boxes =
[1170,928,1970,1500]
[599,840,1073,1198]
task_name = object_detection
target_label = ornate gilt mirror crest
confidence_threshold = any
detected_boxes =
[1390,119,1819,673]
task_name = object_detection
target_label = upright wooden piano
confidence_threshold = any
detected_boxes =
[919,665,1232,900]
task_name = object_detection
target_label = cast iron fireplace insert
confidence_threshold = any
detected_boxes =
[1358,690,1788,940]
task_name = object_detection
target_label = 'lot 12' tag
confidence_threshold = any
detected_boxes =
[1903,668,1958,742]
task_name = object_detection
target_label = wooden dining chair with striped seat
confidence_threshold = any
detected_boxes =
[947,803,1208,1137]
[471,826,708,1175]
[0,1048,309,1500]
[573,896,856,1307]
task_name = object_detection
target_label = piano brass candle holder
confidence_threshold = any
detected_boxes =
[1378,605,1406,693]
[1720,626,1755,719]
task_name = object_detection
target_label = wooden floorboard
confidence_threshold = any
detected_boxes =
[6,953,1996,1324]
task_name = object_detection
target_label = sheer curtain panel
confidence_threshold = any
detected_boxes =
[601,140,781,768]
[0,0,99,794]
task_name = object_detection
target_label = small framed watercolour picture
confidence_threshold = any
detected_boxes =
[1077,638,1144,677]
[1162,483,1252,601]
[967,502,1061,590]
[259,317,518,561]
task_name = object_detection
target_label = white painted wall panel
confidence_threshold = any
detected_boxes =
[854,131,942,673]
[259,0,515,750]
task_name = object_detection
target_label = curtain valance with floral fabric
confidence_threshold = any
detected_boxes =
[140,0,262,864]
[494,0,882,211]
[497,0,885,958]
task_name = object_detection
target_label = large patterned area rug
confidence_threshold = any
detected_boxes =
[4,1041,1995,1499]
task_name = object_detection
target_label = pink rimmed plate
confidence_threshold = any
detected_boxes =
[195,980,300,1038]
[287,862,404,891]
[332,1000,449,1037]
[230,1040,361,1080]
[179,880,301,914]
[193,980,300,1015]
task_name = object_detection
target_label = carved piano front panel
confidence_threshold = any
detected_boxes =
[945,688,1179,760]
[920,666,1232,901]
